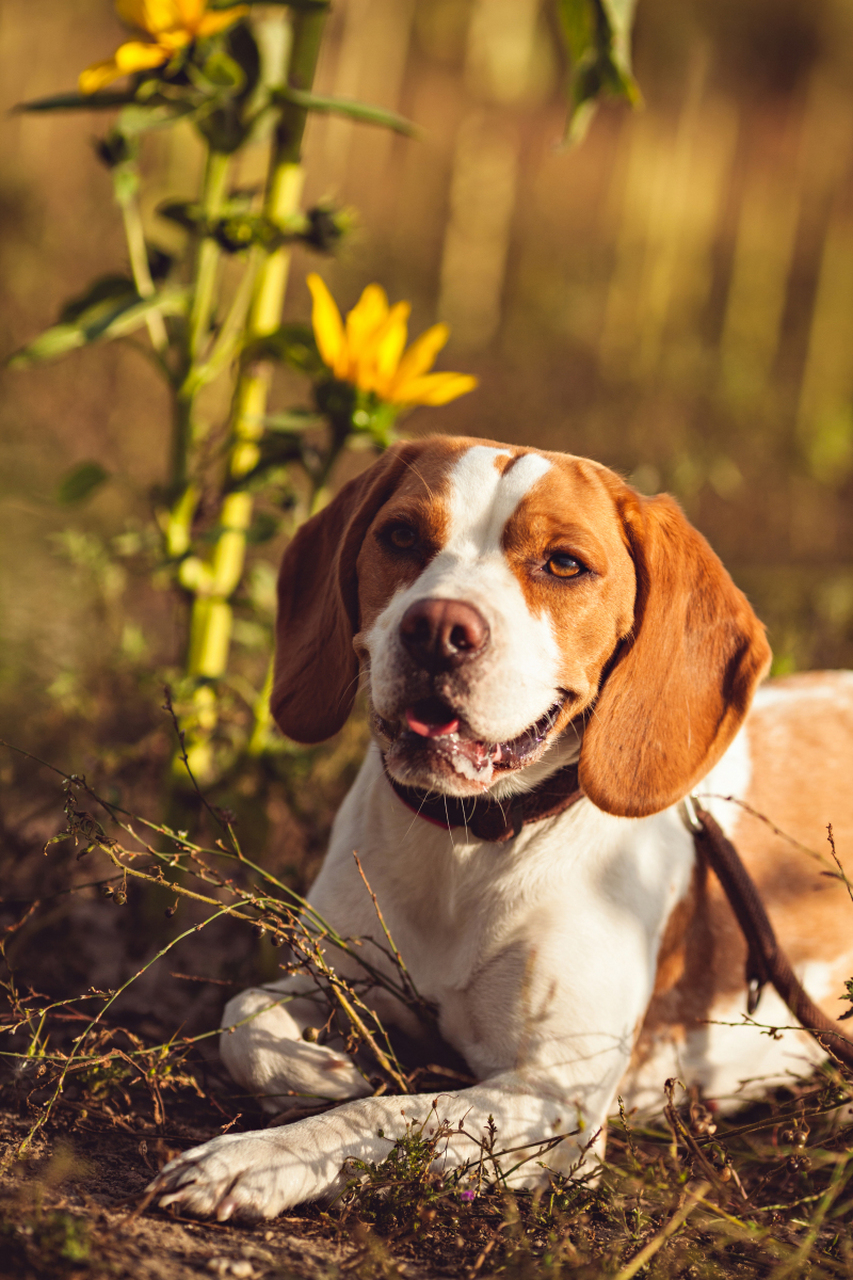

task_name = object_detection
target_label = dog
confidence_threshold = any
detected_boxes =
[151,436,853,1220]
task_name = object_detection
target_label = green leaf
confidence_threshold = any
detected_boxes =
[555,0,640,143]
[210,19,260,100]
[57,462,110,506]
[157,200,206,232]
[272,87,419,137]
[8,286,188,368]
[58,275,138,324]
[14,90,138,113]
[199,50,247,91]
[191,21,262,153]
[16,82,224,133]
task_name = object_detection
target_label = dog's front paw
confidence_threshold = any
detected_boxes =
[149,1131,316,1221]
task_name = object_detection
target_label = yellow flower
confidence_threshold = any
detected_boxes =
[306,274,478,407]
[79,0,248,95]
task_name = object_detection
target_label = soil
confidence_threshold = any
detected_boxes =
[0,1100,436,1280]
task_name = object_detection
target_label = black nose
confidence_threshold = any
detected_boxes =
[399,598,490,673]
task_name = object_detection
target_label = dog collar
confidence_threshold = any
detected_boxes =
[384,761,584,844]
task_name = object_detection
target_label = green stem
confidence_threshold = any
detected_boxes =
[247,657,275,757]
[193,251,261,387]
[118,181,168,353]
[186,148,231,366]
[170,148,232,497]
[183,4,330,779]
[162,147,233,608]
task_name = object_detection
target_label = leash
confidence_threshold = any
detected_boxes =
[682,796,853,1072]
[386,762,853,1070]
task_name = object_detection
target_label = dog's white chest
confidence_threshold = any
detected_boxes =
[309,746,697,1079]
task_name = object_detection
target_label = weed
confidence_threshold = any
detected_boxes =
[2,746,853,1280]
[1,1205,91,1272]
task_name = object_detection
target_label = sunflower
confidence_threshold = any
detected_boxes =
[307,274,477,407]
[79,0,248,95]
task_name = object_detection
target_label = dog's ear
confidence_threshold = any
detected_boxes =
[271,441,421,743]
[579,489,771,818]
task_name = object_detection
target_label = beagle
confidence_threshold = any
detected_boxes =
[152,437,853,1220]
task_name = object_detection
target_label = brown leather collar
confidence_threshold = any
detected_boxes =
[385,761,584,843]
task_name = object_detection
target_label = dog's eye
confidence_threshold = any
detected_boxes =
[385,524,419,551]
[546,553,585,579]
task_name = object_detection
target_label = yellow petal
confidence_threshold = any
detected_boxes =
[79,58,126,94]
[157,28,194,50]
[392,322,449,387]
[390,372,478,406]
[197,6,249,37]
[372,302,411,392]
[345,285,388,360]
[175,0,205,28]
[114,39,174,71]
[115,0,153,32]
[79,41,169,92]
[116,0,178,36]
[307,274,347,375]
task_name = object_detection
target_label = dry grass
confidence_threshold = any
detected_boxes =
[2,731,853,1280]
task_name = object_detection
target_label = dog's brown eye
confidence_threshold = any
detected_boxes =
[387,524,418,550]
[546,553,584,579]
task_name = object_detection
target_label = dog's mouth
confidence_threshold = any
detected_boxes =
[375,695,567,792]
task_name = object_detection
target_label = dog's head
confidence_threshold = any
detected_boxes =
[271,437,770,818]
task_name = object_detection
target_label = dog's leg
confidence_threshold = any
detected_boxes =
[219,980,371,1113]
[150,1070,601,1221]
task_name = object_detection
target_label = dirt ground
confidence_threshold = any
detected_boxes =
[0,1100,433,1280]
[3,765,852,1280]
[0,767,492,1280]
[3,991,853,1280]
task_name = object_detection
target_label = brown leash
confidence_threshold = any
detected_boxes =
[689,800,853,1072]
[387,762,853,1071]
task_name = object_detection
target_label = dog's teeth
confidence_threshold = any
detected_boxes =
[450,752,493,782]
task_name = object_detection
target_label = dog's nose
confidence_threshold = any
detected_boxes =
[399,598,489,672]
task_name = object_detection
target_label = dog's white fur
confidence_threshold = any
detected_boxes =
[152,439,853,1221]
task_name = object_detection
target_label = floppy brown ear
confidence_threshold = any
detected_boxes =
[579,489,771,818]
[271,442,422,743]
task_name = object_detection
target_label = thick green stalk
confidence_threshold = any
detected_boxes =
[186,149,231,367]
[170,148,232,504]
[184,4,330,778]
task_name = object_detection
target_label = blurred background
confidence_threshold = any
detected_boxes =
[2,0,853,809]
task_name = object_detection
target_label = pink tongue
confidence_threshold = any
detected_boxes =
[406,707,460,738]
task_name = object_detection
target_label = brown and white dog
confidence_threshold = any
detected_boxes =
[152,437,853,1219]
